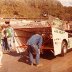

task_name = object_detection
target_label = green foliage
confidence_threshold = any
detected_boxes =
[0,0,72,21]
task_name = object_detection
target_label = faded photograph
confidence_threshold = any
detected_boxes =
[0,0,72,72]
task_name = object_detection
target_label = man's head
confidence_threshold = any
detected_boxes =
[42,33,46,38]
[5,20,10,27]
[5,21,10,24]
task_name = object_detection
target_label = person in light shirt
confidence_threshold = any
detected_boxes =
[5,20,15,50]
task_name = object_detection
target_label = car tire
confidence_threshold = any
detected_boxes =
[61,40,68,56]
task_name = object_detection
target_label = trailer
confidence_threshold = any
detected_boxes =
[14,26,72,56]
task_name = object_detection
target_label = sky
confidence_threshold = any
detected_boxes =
[58,0,72,7]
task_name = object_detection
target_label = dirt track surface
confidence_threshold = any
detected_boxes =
[0,51,72,72]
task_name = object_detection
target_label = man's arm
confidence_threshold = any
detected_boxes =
[38,36,43,49]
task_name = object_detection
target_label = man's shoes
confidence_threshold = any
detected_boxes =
[30,63,33,66]
[36,64,43,67]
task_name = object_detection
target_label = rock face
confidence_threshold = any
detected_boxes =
[0,0,61,18]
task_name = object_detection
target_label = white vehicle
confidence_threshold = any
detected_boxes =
[52,27,68,56]
[14,26,72,56]
[39,27,68,56]
[1,18,72,56]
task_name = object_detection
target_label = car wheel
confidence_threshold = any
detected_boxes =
[61,40,68,56]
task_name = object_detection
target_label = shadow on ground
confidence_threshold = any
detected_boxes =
[40,50,56,60]
[18,52,30,65]
[7,49,56,65]
[18,50,56,65]
[8,51,21,57]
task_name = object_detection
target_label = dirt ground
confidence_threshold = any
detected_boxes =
[0,50,72,72]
